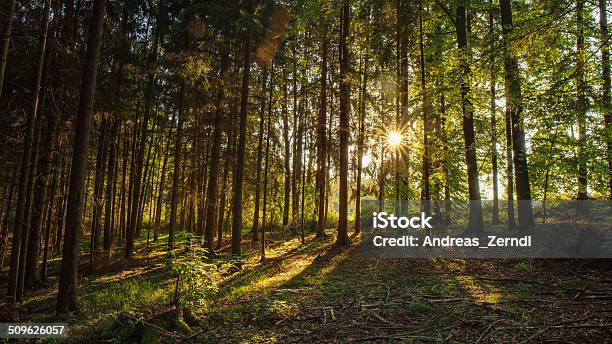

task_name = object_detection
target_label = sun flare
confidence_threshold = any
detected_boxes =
[387,132,403,147]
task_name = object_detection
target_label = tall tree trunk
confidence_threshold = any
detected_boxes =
[337,0,350,246]
[91,118,108,253]
[217,104,238,249]
[154,112,175,241]
[18,120,41,301]
[505,106,517,230]
[7,0,51,304]
[490,0,500,224]
[420,0,431,215]
[54,154,67,254]
[500,0,535,232]
[25,11,57,287]
[291,48,301,233]
[455,3,484,235]
[601,0,611,199]
[56,0,107,315]
[204,83,226,252]
[103,116,119,252]
[231,0,254,256]
[252,67,267,241]
[440,93,451,224]
[168,84,186,249]
[282,67,291,229]
[25,40,57,288]
[261,62,273,260]
[316,26,329,238]
[119,125,129,243]
[355,54,367,235]
[576,0,588,200]
[0,0,17,100]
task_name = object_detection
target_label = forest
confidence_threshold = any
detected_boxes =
[0,0,610,342]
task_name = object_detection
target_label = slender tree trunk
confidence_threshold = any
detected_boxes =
[455,4,484,235]
[261,61,274,260]
[0,0,17,101]
[490,0,500,224]
[282,67,291,229]
[337,0,350,246]
[103,116,119,252]
[355,54,367,235]
[252,67,267,241]
[136,125,156,238]
[316,27,329,238]
[576,0,588,200]
[500,0,535,232]
[91,118,108,253]
[57,0,107,315]
[168,84,186,249]
[217,106,237,249]
[154,113,175,241]
[25,39,57,288]
[231,0,255,256]
[42,149,63,279]
[601,0,611,199]
[420,0,431,215]
[291,49,301,233]
[119,125,129,243]
[54,154,67,254]
[17,120,41,301]
[204,84,226,252]
[505,106,517,229]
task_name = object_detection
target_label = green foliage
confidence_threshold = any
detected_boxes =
[166,246,236,310]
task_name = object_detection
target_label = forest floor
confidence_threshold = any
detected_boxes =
[1,228,612,343]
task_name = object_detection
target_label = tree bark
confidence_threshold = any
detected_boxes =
[103,116,119,252]
[337,0,350,246]
[355,54,367,235]
[316,26,329,238]
[282,67,291,229]
[91,118,108,253]
[252,67,267,241]
[57,0,107,315]
[490,0,500,224]
[204,82,226,252]
[261,62,273,260]
[576,0,588,200]
[500,0,535,232]
[601,0,611,199]
[420,0,432,215]
[168,84,186,249]
[455,3,484,235]
[231,0,255,256]
[217,104,238,249]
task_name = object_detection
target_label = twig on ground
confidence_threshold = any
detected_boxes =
[475,319,503,344]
